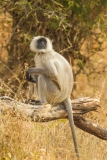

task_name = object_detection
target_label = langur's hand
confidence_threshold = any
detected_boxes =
[26,70,33,82]
[26,70,38,83]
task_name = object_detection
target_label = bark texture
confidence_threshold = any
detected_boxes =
[0,96,107,140]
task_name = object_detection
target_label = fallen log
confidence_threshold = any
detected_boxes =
[0,96,107,140]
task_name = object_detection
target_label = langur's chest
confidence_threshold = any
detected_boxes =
[34,55,48,67]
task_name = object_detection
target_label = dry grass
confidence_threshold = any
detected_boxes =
[0,111,107,160]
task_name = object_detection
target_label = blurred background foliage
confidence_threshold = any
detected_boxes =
[0,0,107,100]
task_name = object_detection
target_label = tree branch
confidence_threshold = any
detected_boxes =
[0,96,107,140]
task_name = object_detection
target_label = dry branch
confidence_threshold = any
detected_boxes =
[0,96,107,140]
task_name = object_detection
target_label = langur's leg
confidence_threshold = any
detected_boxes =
[28,75,38,100]
[25,73,41,105]
[27,75,47,105]
[28,75,41,105]
[37,75,47,104]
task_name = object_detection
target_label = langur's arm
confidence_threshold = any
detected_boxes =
[27,68,55,78]
[26,66,61,90]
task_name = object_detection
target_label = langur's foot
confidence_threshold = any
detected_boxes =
[25,99,43,105]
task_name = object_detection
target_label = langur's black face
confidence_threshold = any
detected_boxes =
[37,38,47,49]
[30,36,52,52]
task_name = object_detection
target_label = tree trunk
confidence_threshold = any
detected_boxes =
[0,96,107,140]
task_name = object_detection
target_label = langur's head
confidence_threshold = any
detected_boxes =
[30,36,53,53]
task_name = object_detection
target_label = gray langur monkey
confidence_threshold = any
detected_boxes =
[26,36,80,159]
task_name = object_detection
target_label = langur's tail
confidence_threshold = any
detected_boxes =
[63,97,80,160]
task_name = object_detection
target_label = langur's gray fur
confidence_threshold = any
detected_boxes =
[26,36,80,159]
